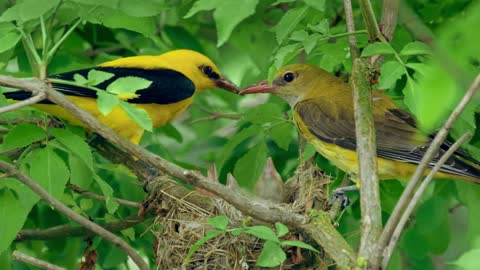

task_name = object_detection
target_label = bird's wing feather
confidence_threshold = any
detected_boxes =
[5,67,195,105]
[295,97,479,178]
[295,97,431,164]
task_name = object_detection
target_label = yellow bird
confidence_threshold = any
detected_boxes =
[4,49,238,144]
[240,64,480,183]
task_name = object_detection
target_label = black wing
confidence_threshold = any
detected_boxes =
[4,67,195,105]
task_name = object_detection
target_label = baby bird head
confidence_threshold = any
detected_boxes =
[158,49,238,93]
[240,64,337,107]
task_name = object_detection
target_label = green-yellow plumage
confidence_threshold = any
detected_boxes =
[5,49,238,144]
[241,64,480,183]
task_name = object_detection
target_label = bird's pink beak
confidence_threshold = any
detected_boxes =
[239,80,277,95]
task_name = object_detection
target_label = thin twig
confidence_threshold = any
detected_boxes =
[47,19,82,60]
[0,160,149,270]
[359,0,384,42]
[0,93,46,114]
[380,0,399,41]
[371,0,400,66]
[381,132,472,268]
[12,250,66,270]
[375,73,480,268]
[67,183,142,208]
[343,0,360,60]
[0,74,356,268]
[351,58,382,266]
[190,113,241,124]
[16,213,151,242]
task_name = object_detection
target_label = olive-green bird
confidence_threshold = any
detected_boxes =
[240,64,480,183]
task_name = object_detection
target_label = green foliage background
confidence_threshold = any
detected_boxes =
[0,0,479,269]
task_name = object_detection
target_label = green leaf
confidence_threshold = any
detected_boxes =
[208,215,229,230]
[97,91,120,116]
[378,61,407,89]
[275,223,289,237]
[256,241,286,267]
[159,123,183,143]
[213,0,259,47]
[274,6,308,44]
[361,42,395,57]
[233,141,268,190]
[68,155,93,189]
[216,125,260,171]
[0,0,60,22]
[273,43,302,68]
[266,122,294,151]
[408,62,461,133]
[244,225,279,243]
[119,101,153,132]
[303,33,320,54]
[243,103,283,124]
[451,249,480,270]
[400,41,431,56]
[118,0,167,17]
[0,187,37,254]
[87,69,115,86]
[281,240,319,252]
[28,147,70,200]
[1,123,46,152]
[106,76,152,95]
[184,0,219,18]
[308,20,329,35]
[50,128,93,170]
[79,6,156,37]
[0,31,20,53]
[303,0,325,11]
[73,73,88,85]
[93,175,119,213]
[289,30,308,41]
[185,229,223,264]
[79,198,93,211]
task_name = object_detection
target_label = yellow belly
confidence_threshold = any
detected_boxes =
[34,96,193,144]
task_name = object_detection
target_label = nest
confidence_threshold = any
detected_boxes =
[150,163,331,270]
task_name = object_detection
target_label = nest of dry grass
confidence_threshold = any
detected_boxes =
[150,163,331,270]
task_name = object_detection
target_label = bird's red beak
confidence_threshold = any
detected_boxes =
[239,80,277,95]
[215,77,239,93]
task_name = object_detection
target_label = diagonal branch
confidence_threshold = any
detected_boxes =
[375,72,480,268]
[0,92,46,114]
[12,251,65,270]
[381,132,472,268]
[16,213,151,242]
[359,0,384,42]
[0,160,150,270]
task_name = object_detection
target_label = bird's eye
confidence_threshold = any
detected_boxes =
[283,72,295,83]
[202,65,213,76]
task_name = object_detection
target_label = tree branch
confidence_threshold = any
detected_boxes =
[0,160,149,270]
[381,132,472,268]
[343,0,360,60]
[359,0,384,42]
[12,250,66,270]
[16,213,151,242]
[67,183,142,208]
[375,72,480,268]
[0,93,46,114]
[351,58,382,266]
[380,0,399,42]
